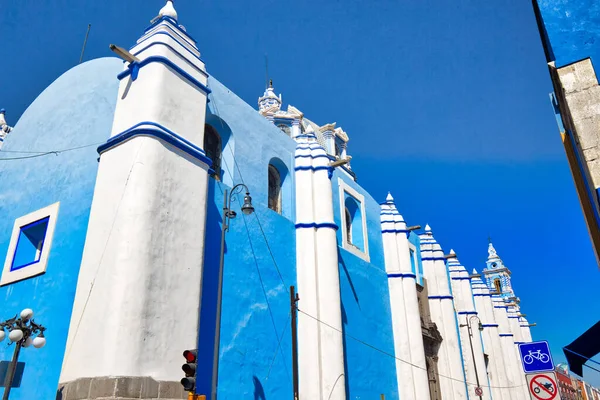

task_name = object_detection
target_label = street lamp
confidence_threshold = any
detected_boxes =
[0,309,47,400]
[460,315,484,400]
[211,184,254,399]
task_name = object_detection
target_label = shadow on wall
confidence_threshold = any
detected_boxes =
[338,246,356,398]
[253,375,266,400]
[196,178,223,395]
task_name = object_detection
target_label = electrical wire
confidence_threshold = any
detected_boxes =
[209,90,289,293]
[0,142,101,160]
[297,308,527,390]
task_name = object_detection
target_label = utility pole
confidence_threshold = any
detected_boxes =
[290,286,299,400]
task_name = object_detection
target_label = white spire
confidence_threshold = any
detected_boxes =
[159,0,178,20]
[472,268,478,275]
[425,224,431,232]
[449,249,456,255]
[386,192,394,202]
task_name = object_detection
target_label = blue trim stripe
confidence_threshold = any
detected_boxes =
[473,293,492,297]
[295,154,330,160]
[387,273,416,279]
[499,334,513,337]
[294,166,331,173]
[144,16,198,44]
[295,222,338,231]
[482,324,499,328]
[494,306,509,309]
[381,229,408,234]
[98,121,211,167]
[428,295,453,300]
[117,56,211,95]
[452,277,472,280]
[458,311,478,315]
[143,18,198,48]
[379,212,399,216]
[131,41,208,78]
[421,257,446,261]
[133,31,202,63]
[508,316,520,319]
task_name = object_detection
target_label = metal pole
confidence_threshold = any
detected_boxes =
[467,318,482,400]
[211,189,229,400]
[2,340,22,400]
[290,286,299,400]
[79,24,92,64]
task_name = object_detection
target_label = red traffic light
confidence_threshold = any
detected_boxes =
[183,349,197,363]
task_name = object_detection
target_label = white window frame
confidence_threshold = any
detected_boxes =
[1,202,60,286]
[338,178,369,262]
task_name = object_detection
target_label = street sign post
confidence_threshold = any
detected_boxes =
[526,372,561,400]
[519,341,554,373]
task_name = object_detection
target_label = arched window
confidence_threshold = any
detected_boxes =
[277,124,291,137]
[494,278,502,293]
[268,164,282,214]
[345,208,352,243]
[204,124,222,180]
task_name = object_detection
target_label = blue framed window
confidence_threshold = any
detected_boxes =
[1,202,60,286]
[11,217,50,271]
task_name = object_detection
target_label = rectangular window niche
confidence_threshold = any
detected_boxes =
[1,202,60,286]
[338,178,369,262]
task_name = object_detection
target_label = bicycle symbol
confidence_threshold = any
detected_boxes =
[524,350,550,365]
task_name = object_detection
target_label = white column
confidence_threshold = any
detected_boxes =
[472,272,510,400]
[313,145,346,400]
[60,11,211,383]
[420,228,455,400]
[433,244,467,400]
[295,139,321,400]
[394,214,430,400]
[381,201,416,400]
[295,136,346,400]
[493,297,523,400]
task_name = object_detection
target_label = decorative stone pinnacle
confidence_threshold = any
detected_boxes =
[449,249,456,255]
[386,192,394,202]
[487,242,499,259]
[425,224,431,232]
[159,0,178,20]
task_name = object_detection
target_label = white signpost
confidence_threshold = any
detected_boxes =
[526,372,562,400]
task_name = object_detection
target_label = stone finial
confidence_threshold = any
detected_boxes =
[159,0,178,20]
[425,224,431,232]
[472,268,478,275]
[386,192,394,202]
[449,249,456,255]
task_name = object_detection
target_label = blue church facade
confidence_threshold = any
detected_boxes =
[0,3,533,400]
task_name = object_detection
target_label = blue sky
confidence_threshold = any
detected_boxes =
[1,0,599,385]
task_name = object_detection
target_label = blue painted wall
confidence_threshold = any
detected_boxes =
[198,77,297,399]
[535,0,600,72]
[332,173,399,400]
[199,76,399,398]
[0,57,121,400]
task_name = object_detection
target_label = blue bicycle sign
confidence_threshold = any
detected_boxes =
[519,341,554,373]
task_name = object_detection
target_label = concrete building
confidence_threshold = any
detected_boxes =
[532,0,600,268]
[0,2,534,399]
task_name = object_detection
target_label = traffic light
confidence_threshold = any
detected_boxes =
[181,349,197,392]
